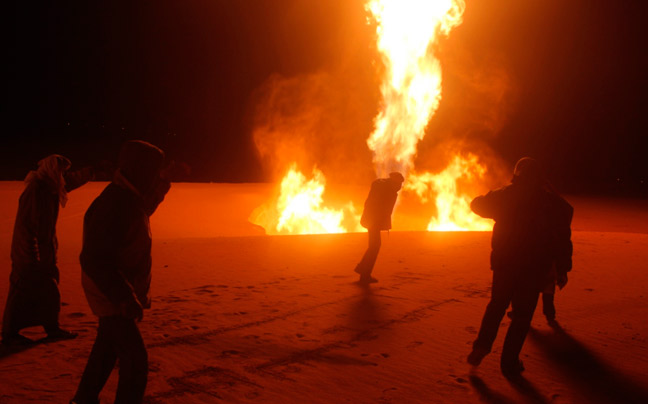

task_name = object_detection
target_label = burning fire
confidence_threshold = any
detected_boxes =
[251,0,493,234]
[406,154,492,231]
[366,0,465,176]
[251,165,361,235]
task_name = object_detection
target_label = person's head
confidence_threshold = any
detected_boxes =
[54,155,71,173]
[388,171,405,191]
[117,140,165,195]
[512,157,544,187]
[36,154,70,181]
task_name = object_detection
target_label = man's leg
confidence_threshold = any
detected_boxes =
[42,278,77,340]
[109,317,148,404]
[72,318,117,404]
[356,229,381,281]
[500,282,539,376]
[468,270,514,365]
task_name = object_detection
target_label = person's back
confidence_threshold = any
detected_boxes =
[467,157,573,377]
[360,178,400,231]
[472,181,573,278]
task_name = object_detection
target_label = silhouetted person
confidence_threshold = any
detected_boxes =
[71,141,170,404]
[354,172,404,284]
[2,155,94,345]
[467,157,573,378]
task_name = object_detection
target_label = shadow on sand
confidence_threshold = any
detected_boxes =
[528,321,648,404]
[469,370,549,404]
[347,282,385,340]
[0,337,56,360]
[469,372,518,404]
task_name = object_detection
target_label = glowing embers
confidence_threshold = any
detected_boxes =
[251,165,361,235]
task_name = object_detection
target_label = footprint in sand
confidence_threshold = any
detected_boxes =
[406,341,423,349]
[221,349,241,356]
[194,289,213,295]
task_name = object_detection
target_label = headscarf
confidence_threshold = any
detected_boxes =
[25,154,71,207]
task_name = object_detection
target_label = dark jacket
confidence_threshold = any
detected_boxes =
[471,181,573,276]
[360,178,399,231]
[80,176,169,317]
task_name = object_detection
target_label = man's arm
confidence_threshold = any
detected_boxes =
[64,167,95,192]
[470,189,504,219]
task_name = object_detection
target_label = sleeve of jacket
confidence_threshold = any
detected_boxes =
[553,197,574,275]
[65,167,95,192]
[470,189,504,219]
[81,199,139,306]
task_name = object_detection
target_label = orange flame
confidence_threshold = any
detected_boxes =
[250,165,361,235]
[251,0,493,234]
[366,0,465,175]
[406,154,492,231]
[366,0,490,231]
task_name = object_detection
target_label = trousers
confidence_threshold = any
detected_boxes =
[73,316,148,404]
[355,229,381,276]
[473,268,541,366]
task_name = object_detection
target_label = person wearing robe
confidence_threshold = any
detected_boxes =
[467,157,573,377]
[354,172,404,284]
[71,140,170,404]
[2,155,94,345]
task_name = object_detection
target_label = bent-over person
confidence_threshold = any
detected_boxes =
[354,172,404,284]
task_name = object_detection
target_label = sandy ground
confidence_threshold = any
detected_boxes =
[0,182,647,403]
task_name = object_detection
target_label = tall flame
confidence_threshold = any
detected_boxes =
[366,0,465,176]
[250,0,493,234]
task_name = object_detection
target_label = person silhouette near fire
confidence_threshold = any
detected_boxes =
[71,140,171,404]
[354,172,405,284]
[467,157,573,378]
[2,155,95,345]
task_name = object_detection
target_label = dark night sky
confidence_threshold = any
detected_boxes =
[5,0,647,195]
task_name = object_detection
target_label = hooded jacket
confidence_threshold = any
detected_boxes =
[81,141,169,317]
[360,178,399,231]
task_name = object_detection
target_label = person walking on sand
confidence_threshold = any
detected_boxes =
[2,155,94,345]
[466,157,573,378]
[354,172,404,284]
[71,140,170,404]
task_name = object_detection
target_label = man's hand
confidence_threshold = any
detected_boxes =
[120,298,143,321]
[557,273,568,290]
